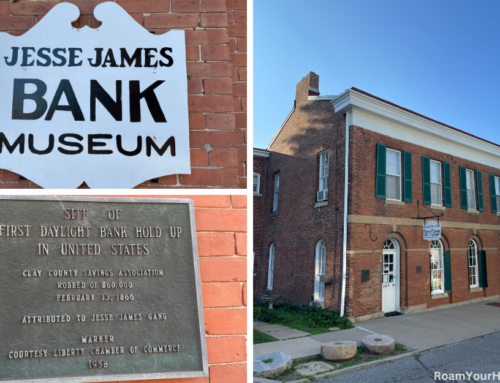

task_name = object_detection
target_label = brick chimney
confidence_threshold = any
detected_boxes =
[295,72,320,104]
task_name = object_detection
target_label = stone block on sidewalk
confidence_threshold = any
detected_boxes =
[253,352,292,378]
[321,340,357,361]
[362,334,395,355]
[296,361,335,376]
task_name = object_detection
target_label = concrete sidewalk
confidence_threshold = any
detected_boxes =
[254,299,500,359]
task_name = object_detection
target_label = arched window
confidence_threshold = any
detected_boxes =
[383,239,395,250]
[430,240,444,294]
[267,243,275,290]
[314,240,326,302]
[468,240,479,288]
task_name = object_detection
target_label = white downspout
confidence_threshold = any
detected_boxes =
[340,111,350,317]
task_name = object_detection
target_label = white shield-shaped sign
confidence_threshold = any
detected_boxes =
[0,2,190,188]
[423,220,441,241]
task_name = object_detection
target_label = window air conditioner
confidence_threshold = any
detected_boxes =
[317,190,328,202]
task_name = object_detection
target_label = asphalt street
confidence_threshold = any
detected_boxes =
[320,332,500,383]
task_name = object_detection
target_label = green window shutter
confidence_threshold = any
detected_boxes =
[376,143,386,199]
[490,174,497,213]
[444,250,451,293]
[443,162,452,208]
[477,170,484,211]
[478,250,488,288]
[459,166,468,209]
[422,156,431,205]
[403,151,412,202]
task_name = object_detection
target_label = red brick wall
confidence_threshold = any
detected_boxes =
[347,127,500,317]
[226,0,247,189]
[254,72,347,310]
[253,154,266,298]
[0,0,246,189]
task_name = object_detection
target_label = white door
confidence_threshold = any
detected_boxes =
[382,239,399,313]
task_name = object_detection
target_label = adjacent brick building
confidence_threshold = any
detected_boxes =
[254,72,500,321]
[0,0,247,189]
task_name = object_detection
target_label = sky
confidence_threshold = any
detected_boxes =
[254,0,500,149]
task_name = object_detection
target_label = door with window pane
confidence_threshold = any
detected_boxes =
[314,240,326,302]
[382,239,399,313]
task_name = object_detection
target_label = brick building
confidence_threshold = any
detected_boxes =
[254,72,500,322]
[0,0,246,189]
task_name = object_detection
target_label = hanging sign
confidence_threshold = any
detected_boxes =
[423,220,441,241]
[0,2,190,188]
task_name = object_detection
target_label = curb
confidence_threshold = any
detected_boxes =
[311,351,415,381]
[307,330,500,381]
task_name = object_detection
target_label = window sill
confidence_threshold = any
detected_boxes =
[385,200,405,206]
[496,212,500,217]
[431,293,448,300]
[253,193,262,197]
[470,287,483,293]
[467,209,480,215]
[315,201,328,208]
[269,211,278,217]
[430,205,446,211]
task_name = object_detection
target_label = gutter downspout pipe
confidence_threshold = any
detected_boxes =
[340,111,350,317]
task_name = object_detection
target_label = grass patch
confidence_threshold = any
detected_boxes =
[254,329,278,344]
[392,343,407,353]
[269,344,412,382]
[254,302,353,335]
[262,358,274,364]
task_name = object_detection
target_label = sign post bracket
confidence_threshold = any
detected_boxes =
[411,200,444,224]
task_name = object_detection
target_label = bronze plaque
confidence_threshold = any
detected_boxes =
[0,196,208,382]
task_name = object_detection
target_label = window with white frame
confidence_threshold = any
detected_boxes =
[267,243,275,290]
[468,240,478,288]
[314,240,326,302]
[496,176,500,211]
[272,173,280,212]
[466,169,476,209]
[253,173,261,194]
[318,150,329,201]
[430,240,444,294]
[430,160,442,206]
[386,149,401,200]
